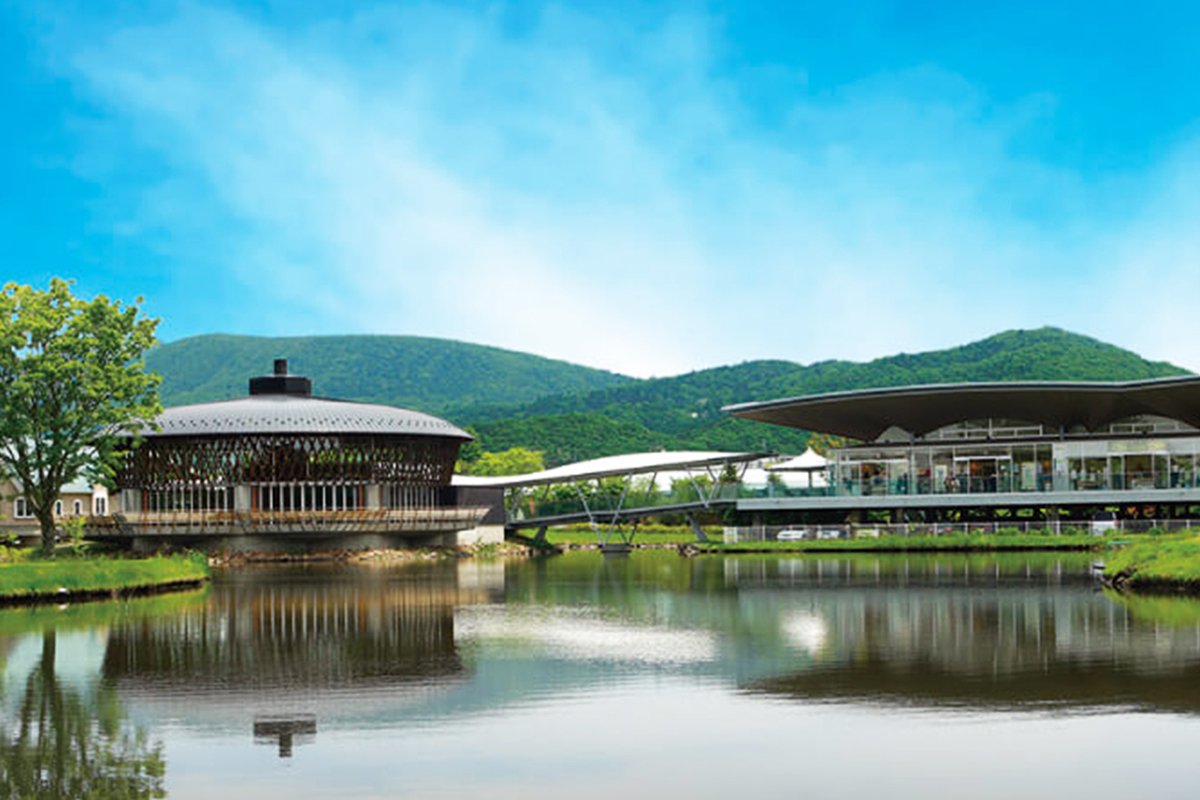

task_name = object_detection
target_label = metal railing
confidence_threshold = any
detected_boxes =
[723,519,1200,543]
[745,470,1200,499]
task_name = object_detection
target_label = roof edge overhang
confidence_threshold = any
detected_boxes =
[723,375,1200,441]
[127,394,473,441]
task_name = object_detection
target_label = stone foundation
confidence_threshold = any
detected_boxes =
[426,525,505,547]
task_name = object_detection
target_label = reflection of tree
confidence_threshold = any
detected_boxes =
[0,630,166,799]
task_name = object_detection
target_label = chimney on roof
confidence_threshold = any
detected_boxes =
[250,359,312,397]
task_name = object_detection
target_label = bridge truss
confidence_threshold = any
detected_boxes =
[454,451,764,551]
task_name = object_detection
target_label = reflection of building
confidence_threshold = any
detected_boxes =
[720,555,1200,712]
[99,563,507,734]
[254,714,317,758]
[8,554,1200,741]
[727,377,1200,523]
[91,360,502,549]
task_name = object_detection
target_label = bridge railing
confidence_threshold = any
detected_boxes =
[508,483,741,521]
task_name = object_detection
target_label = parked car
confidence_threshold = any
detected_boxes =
[1091,512,1119,536]
[816,528,843,540]
[777,529,810,541]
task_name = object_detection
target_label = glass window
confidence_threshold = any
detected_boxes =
[14,497,28,518]
[73,499,82,515]
[54,500,63,516]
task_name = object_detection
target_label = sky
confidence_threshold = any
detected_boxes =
[3,0,1200,378]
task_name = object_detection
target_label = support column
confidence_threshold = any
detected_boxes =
[365,485,382,509]
[120,489,142,513]
[235,485,252,512]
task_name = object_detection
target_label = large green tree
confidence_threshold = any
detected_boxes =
[0,280,160,557]
[460,446,546,476]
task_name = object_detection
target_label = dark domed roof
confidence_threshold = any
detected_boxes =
[142,359,472,439]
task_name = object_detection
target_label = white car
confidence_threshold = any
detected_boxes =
[777,529,809,541]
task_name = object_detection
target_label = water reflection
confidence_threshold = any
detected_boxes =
[715,554,1200,713]
[479,552,1200,715]
[0,629,166,799]
[4,552,1200,796]
[102,562,505,734]
[253,713,316,758]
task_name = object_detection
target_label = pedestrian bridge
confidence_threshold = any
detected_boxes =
[453,451,763,548]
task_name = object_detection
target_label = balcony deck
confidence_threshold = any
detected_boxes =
[85,506,490,537]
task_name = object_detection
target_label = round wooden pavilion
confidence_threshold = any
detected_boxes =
[91,360,494,548]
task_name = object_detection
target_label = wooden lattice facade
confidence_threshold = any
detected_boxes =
[93,360,488,538]
[116,433,460,513]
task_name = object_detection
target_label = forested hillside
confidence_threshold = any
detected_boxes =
[146,328,1189,466]
[453,328,1188,463]
[146,334,631,410]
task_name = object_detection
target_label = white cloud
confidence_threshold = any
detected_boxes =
[49,2,1200,375]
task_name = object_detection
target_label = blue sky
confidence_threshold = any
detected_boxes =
[3,0,1200,377]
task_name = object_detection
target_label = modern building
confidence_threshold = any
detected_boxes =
[725,376,1200,525]
[88,360,502,549]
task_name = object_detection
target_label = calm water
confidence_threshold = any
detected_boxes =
[4,552,1200,799]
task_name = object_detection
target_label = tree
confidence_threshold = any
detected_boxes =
[0,280,160,557]
[462,447,546,476]
[452,425,483,473]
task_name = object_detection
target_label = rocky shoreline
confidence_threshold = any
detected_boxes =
[206,541,536,567]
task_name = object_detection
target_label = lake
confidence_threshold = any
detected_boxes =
[3,551,1200,799]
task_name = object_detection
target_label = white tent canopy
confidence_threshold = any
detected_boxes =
[766,447,828,472]
[762,447,829,489]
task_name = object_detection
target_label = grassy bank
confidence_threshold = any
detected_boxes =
[0,586,210,636]
[524,525,1103,552]
[1103,533,1200,592]
[698,532,1100,553]
[0,553,211,603]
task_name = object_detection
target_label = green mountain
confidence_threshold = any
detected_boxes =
[455,328,1189,463]
[145,328,1190,467]
[145,334,631,410]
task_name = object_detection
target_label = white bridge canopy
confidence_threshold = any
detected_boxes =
[453,451,763,489]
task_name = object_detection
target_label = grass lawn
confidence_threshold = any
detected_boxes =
[1103,533,1200,590]
[0,552,210,601]
[521,525,1105,552]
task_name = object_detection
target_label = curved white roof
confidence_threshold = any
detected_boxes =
[453,451,762,489]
